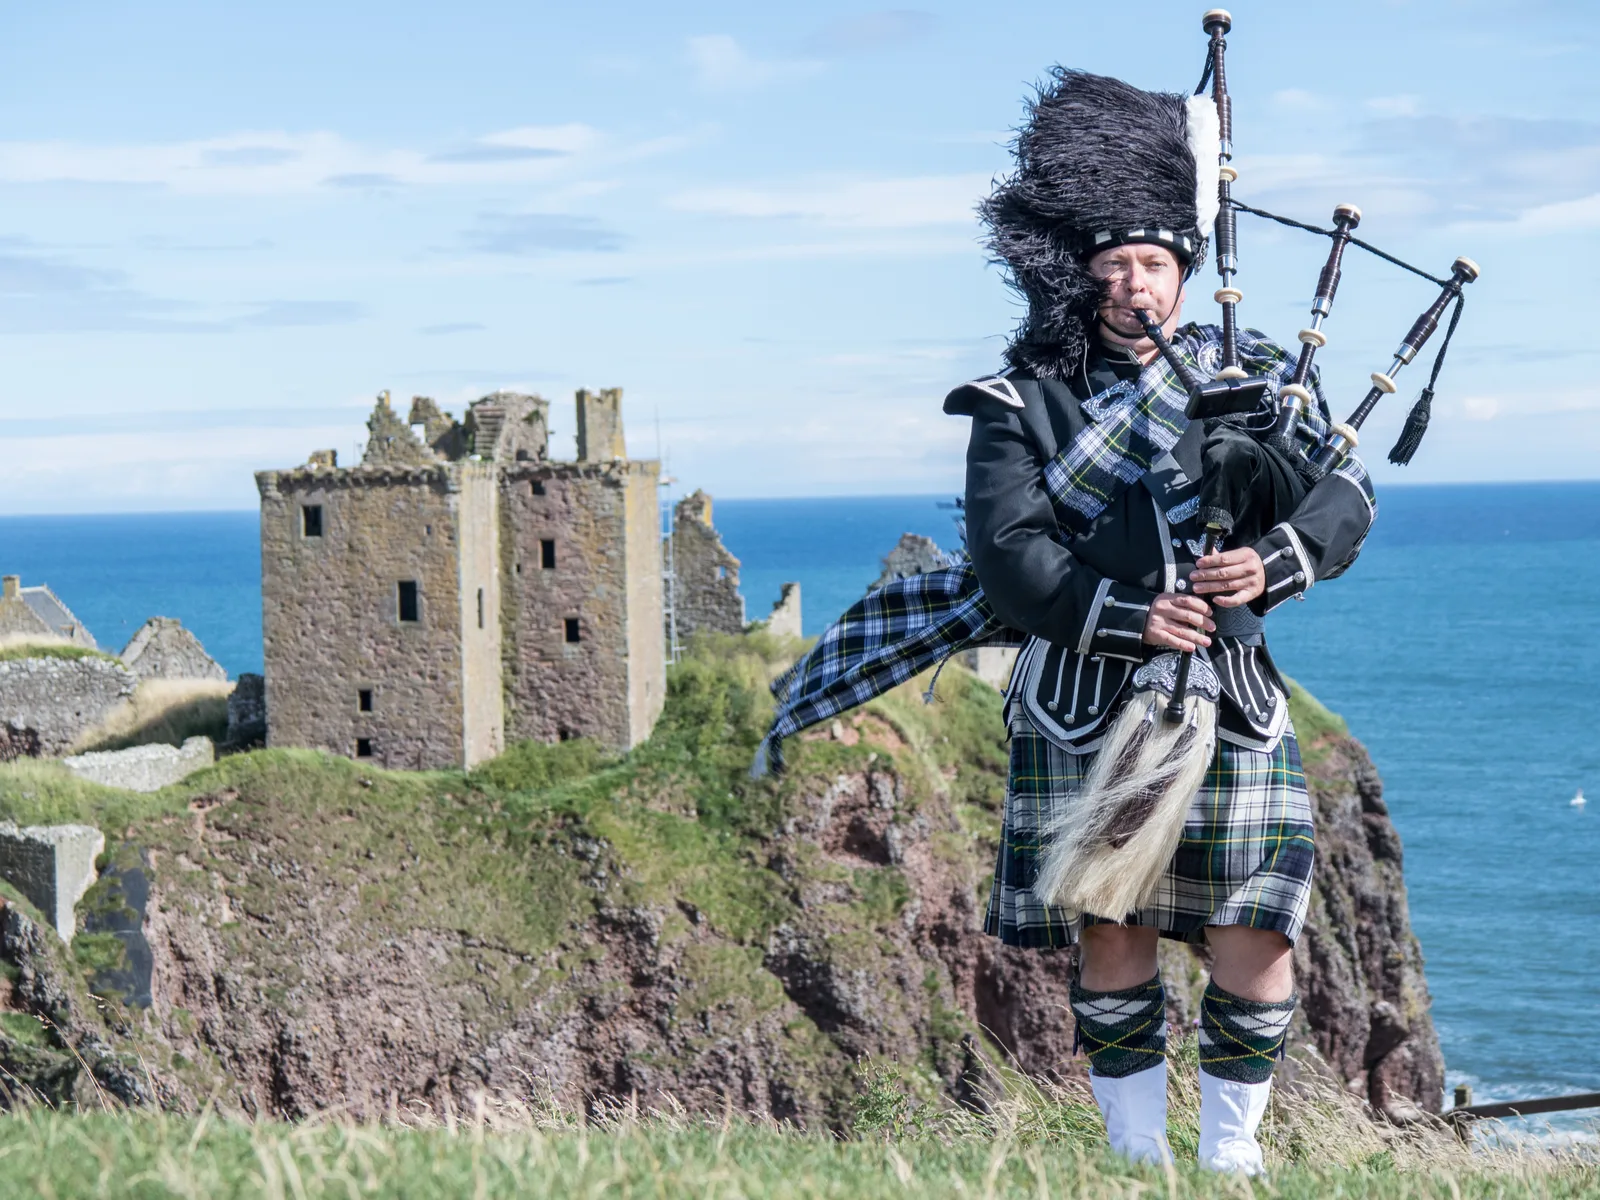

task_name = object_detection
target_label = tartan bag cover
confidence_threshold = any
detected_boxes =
[754,325,1350,774]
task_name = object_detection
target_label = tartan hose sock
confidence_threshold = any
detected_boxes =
[1198,981,1296,1084]
[1070,975,1168,1078]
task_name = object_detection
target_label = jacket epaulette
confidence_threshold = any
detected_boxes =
[943,368,1026,416]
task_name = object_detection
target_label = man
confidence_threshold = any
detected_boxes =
[951,69,1376,1173]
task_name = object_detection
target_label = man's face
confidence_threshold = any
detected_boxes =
[1087,243,1186,348]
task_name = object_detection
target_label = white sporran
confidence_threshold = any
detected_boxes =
[1034,652,1219,920]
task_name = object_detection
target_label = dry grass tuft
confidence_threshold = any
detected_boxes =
[73,678,234,753]
[0,633,118,663]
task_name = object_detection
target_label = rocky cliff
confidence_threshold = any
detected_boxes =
[0,634,1441,1123]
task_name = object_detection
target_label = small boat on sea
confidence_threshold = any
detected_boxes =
[1573,789,1587,808]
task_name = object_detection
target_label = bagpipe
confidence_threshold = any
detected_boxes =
[1186,9,1480,472]
[1035,9,1479,921]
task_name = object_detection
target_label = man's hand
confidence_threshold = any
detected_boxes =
[1143,594,1214,651]
[1190,547,1265,608]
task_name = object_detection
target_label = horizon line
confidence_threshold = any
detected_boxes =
[4,477,1600,519]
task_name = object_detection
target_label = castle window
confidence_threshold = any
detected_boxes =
[477,588,485,629]
[398,580,420,623]
[356,738,373,758]
[358,689,373,712]
[302,505,323,537]
[531,480,546,496]
[541,539,556,569]
[564,617,581,643]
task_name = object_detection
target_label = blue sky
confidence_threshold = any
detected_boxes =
[0,0,1589,512]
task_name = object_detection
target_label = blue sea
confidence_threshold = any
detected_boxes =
[2,484,1598,1131]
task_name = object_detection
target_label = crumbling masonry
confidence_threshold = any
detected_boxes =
[257,389,664,770]
[669,491,745,637]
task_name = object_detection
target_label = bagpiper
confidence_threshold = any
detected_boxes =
[952,66,1375,1172]
[761,9,1473,1172]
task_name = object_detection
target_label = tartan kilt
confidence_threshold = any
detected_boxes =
[984,712,1316,949]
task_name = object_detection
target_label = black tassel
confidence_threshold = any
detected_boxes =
[1388,387,1433,465]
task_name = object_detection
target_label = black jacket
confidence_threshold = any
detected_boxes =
[946,344,1376,750]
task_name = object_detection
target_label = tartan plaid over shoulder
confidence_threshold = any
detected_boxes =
[755,561,1014,775]
[754,324,1368,774]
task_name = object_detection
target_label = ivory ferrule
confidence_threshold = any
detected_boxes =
[1330,422,1360,451]
[1219,165,1238,183]
[1298,328,1327,348]
[1279,383,1314,411]
[1370,372,1398,394]
[1216,366,1248,381]
[1214,287,1243,304]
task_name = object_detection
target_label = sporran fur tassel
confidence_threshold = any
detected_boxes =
[1387,387,1432,466]
[1034,682,1217,920]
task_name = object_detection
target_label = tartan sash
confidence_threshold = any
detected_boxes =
[754,325,1324,775]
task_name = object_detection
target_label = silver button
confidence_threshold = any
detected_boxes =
[1175,579,1187,591]
[1046,701,1058,711]
[1293,571,1306,584]
[1097,628,1108,637]
[1089,656,1101,664]
[1267,695,1277,708]
[1087,705,1099,716]
[1172,538,1183,548]
[1104,595,1116,607]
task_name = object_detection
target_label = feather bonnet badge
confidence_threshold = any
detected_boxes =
[981,69,1221,380]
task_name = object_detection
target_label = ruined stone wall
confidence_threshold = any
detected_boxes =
[671,492,745,637]
[227,674,265,745]
[575,389,625,463]
[469,393,550,464]
[362,394,438,468]
[499,464,635,748]
[258,465,467,770]
[456,464,504,768]
[870,534,949,592]
[623,461,665,747]
[119,618,227,683]
[0,656,135,759]
[764,583,802,639]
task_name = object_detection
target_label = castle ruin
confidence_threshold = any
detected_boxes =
[257,389,664,771]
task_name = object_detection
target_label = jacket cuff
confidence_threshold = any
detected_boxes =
[1078,578,1156,662]
[1252,522,1315,614]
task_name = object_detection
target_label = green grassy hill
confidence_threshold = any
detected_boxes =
[0,631,1587,1195]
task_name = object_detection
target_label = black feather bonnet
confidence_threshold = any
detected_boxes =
[981,69,1220,379]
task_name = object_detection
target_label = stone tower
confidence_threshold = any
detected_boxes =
[256,389,664,770]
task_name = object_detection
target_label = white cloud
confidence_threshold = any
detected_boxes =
[685,35,820,92]
[0,423,360,513]
[1367,95,1422,118]
[1502,190,1600,233]
[1447,389,1600,422]
[0,124,607,195]
[669,173,987,228]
